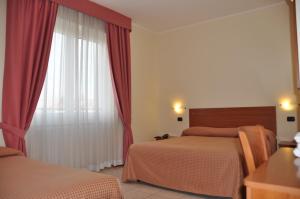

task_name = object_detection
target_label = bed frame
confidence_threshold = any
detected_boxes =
[189,106,277,134]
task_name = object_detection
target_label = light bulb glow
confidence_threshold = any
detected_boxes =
[173,102,184,114]
[280,100,293,111]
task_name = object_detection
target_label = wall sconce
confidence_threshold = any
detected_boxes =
[173,102,186,114]
[279,99,295,111]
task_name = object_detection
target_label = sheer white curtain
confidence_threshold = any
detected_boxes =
[26,6,123,171]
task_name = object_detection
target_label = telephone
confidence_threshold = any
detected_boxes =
[154,133,169,140]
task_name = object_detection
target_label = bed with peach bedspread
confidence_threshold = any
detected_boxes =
[122,126,276,199]
[0,147,123,199]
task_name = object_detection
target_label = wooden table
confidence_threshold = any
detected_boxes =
[279,140,297,148]
[245,148,300,199]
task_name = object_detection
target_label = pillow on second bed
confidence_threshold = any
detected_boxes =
[182,126,238,138]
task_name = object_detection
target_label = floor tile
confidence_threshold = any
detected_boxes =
[156,189,187,199]
[120,182,140,193]
[146,193,172,199]
[99,167,229,199]
[133,184,161,195]
[123,190,152,199]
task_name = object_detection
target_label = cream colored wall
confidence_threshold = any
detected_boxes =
[131,24,160,142]
[0,0,6,146]
[157,3,298,141]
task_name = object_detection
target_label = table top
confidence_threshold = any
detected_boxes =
[279,140,297,147]
[245,148,300,195]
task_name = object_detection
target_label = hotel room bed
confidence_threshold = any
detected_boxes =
[0,147,123,199]
[123,136,245,199]
[122,107,277,199]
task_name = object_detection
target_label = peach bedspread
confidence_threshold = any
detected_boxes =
[0,147,122,199]
[122,136,244,199]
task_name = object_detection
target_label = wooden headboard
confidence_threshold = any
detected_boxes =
[189,106,277,134]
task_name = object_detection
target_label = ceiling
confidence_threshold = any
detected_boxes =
[91,0,284,32]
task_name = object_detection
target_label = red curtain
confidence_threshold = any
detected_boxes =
[1,0,58,154]
[107,23,133,161]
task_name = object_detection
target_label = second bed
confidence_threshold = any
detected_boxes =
[122,106,277,199]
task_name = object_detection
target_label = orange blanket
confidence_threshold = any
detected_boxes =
[0,147,122,199]
[122,136,244,199]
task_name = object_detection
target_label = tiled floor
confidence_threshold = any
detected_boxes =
[100,167,229,199]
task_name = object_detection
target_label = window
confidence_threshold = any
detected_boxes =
[26,6,123,171]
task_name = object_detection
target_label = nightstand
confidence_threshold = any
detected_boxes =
[278,140,297,148]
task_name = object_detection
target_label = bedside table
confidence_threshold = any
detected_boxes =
[278,140,297,148]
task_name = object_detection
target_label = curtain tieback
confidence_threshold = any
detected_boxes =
[0,123,25,138]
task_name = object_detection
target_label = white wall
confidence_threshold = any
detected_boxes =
[156,3,297,141]
[0,0,6,146]
[131,24,160,142]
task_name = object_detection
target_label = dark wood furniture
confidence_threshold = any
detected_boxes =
[279,140,297,148]
[189,106,277,134]
[245,148,300,199]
